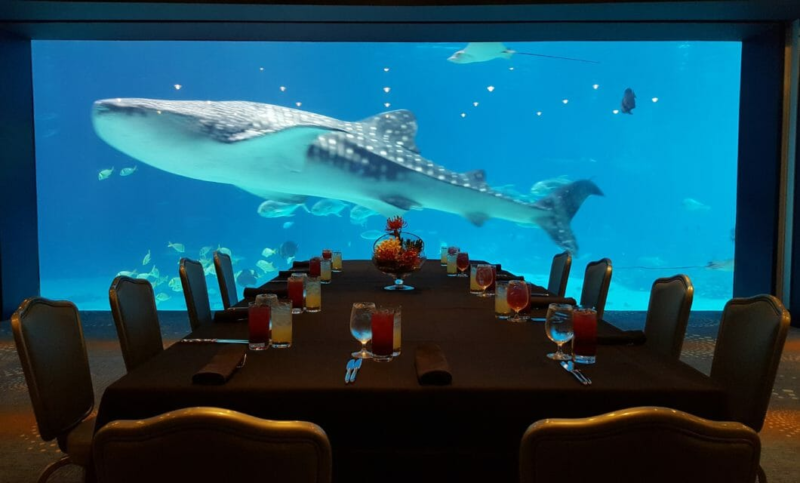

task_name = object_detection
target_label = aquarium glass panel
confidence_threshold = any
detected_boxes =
[32,41,741,310]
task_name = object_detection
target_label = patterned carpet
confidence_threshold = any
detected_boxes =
[0,311,798,482]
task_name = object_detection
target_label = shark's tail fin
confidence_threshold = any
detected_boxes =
[532,180,603,253]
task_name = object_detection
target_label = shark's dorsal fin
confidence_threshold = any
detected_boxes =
[359,110,420,154]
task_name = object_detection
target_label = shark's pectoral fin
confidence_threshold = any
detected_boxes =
[359,110,421,154]
[465,212,490,227]
[532,180,603,252]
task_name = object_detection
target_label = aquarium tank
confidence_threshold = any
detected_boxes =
[32,41,741,311]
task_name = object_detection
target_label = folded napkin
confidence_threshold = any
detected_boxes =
[292,260,311,269]
[415,343,452,386]
[597,330,646,346]
[192,345,247,385]
[242,286,289,299]
[212,307,249,323]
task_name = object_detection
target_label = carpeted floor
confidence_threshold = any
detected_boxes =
[0,311,798,482]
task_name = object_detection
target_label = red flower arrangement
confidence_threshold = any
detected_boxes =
[372,216,425,273]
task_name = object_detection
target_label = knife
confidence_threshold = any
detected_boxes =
[179,339,249,344]
[560,360,589,386]
[345,359,355,384]
[350,358,363,383]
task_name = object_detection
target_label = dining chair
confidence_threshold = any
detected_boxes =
[547,251,571,297]
[93,407,332,483]
[711,294,790,432]
[579,258,612,320]
[519,406,761,483]
[179,257,213,331]
[109,276,164,372]
[11,297,96,482]
[213,250,239,309]
[643,274,694,359]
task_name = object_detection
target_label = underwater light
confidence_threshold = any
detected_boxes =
[383,67,390,72]
[473,102,479,107]
[259,67,264,71]
[593,84,599,89]
[280,86,286,92]
[461,113,466,118]
[652,97,659,103]
[487,86,495,92]
[612,109,619,114]
[536,111,542,116]
[296,102,302,107]
[509,67,515,71]
[385,103,391,108]
[383,87,391,93]
[562,99,569,104]
[174,84,182,90]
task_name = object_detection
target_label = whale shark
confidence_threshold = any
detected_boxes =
[92,98,602,251]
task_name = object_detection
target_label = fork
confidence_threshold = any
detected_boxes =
[573,366,591,385]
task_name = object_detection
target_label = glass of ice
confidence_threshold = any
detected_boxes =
[270,300,293,348]
[545,303,574,361]
[350,302,376,359]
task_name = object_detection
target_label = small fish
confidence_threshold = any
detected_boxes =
[682,198,711,212]
[119,166,138,176]
[349,205,381,226]
[203,264,216,276]
[262,247,277,258]
[310,199,349,217]
[530,175,571,198]
[168,241,186,253]
[199,246,213,257]
[257,200,309,218]
[168,277,183,292]
[156,275,169,286]
[360,230,385,240]
[116,270,138,277]
[136,272,150,280]
[256,260,277,274]
[155,293,171,303]
[98,167,114,180]
[448,42,515,64]
[217,246,232,257]
[149,265,160,279]
[282,221,294,229]
[621,88,636,114]
[278,241,298,261]
[142,249,151,266]
[236,269,259,287]
[706,259,734,272]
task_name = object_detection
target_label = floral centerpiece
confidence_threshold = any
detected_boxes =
[372,216,426,291]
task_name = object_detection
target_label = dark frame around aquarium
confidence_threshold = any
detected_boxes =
[0,1,798,325]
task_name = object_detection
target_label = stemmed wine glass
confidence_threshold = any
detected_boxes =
[475,264,494,298]
[350,302,376,359]
[456,252,470,277]
[545,303,574,360]
[506,280,529,322]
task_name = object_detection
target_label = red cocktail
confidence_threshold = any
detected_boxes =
[506,280,529,323]
[322,249,332,260]
[247,304,271,351]
[371,309,395,361]
[309,257,321,277]
[475,264,495,298]
[287,275,305,314]
[456,252,470,277]
[573,308,597,364]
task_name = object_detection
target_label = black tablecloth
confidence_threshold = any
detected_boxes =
[96,260,727,482]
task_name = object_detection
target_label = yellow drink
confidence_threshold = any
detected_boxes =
[393,308,402,355]
[306,291,321,311]
[272,321,292,345]
[332,252,343,271]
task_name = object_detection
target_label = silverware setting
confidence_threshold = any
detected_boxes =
[345,358,363,384]
[560,360,591,386]
[350,358,363,383]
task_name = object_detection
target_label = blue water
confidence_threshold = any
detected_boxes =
[31,41,741,311]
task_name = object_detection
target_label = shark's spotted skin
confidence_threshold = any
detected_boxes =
[92,98,602,251]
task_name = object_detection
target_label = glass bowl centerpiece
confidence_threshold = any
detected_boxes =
[372,216,426,291]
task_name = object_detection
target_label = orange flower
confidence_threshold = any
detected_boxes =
[385,216,407,233]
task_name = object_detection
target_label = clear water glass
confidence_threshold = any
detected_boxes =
[545,303,574,360]
[305,277,322,313]
[270,300,293,348]
[494,281,511,319]
[350,302,376,359]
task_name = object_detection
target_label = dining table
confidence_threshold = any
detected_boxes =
[95,260,728,482]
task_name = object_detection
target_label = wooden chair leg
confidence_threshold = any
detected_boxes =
[757,465,768,483]
[37,455,72,483]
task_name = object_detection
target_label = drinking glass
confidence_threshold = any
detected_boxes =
[309,257,321,277]
[255,293,278,308]
[270,300,293,348]
[494,281,511,319]
[545,303,574,360]
[573,307,598,364]
[475,264,494,298]
[247,302,270,351]
[305,277,322,313]
[446,248,459,276]
[287,274,306,314]
[371,306,396,362]
[332,251,343,272]
[322,249,332,260]
[469,264,482,295]
[320,259,332,284]
[506,280,529,322]
[440,246,448,266]
[392,306,402,357]
[456,252,470,277]
[350,302,376,359]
